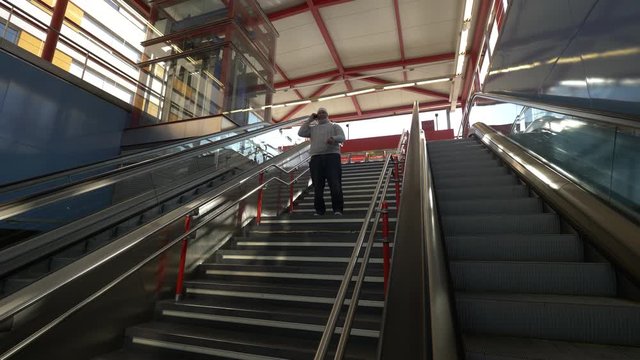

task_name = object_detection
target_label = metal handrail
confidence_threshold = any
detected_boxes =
[334,154,394,359]
[462,92,640,135]
[313,150,395,360]
[0,115,309,221]
[0,142,311,325]
[0,122,264,195]
[471,122,640,283]
[378,102,460,359]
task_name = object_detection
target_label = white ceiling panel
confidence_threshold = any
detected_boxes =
[399,0,460,27]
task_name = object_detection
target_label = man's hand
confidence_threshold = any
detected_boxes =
[326,136,336,144]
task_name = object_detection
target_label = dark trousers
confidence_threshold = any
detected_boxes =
[310,153,343,214]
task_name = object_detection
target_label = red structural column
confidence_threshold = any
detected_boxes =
[256,171,265,224]
[175,214,193,301]
[42,0,70,62]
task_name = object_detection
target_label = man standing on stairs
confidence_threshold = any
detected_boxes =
[298,107,346,216]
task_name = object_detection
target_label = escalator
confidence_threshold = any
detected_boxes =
[379,99,640,359]
[428,137,640,359]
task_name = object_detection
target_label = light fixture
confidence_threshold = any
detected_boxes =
[271,104,286,109]
[261,105,272,109]
[161,45,172,52]
[284,100,311,106]
[229,107,252,114]
[416,77,451,85]
[383,82,415,90]
[346,88,375,96]
[318,94,346,101]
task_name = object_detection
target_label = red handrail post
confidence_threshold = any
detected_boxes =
[256,171,265,224]
[289,170,295,213]
[381,202,391,295]
[175,214,193,301]
[393,156,401,210]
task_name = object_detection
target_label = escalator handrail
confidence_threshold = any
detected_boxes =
[0,115,309,221]
[378,102,461,359]
[0,122,265,196]
[464,92,640,131]
[471,122,640,285]
[0,141,312,325]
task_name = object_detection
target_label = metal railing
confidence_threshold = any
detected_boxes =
[0,115,308,221]
[378,102,461,359]
[460,92,640,136]
[313,130,407,360]
[0,122,265,199]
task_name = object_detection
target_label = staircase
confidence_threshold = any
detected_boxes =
[96,160,394,359]
[428,138,640,359]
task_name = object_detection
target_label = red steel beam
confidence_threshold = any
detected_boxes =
[268,0,353,22]
[392,0,407,81]
[355,75,450,100]
[276,76,340,122]
[329,100,456,123]
[306,0,362,115]
[275,53,455,89]
[127,0,152,19]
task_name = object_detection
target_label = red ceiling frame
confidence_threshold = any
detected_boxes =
[128,0,151,19]
[276,64,305,100]
[354,74,450,100]
[268,0,353,22]
[305,0,362,116]
[275,53,455,89]
[392,0,407,81]
[329,100,456,123]
[276,76,341,122]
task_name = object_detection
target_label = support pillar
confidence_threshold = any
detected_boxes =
[42,0,70,62]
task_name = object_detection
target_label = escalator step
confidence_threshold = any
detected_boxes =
[442,214,560,235]
[438,198,542,215]
[434,174,519,188]
[446,234,583,261]
[450,261,616,296]
[437,185,529,201]
[435,167,510,178]
[456,293,640,346]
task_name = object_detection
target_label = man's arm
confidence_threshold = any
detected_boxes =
[331,123,346,143]
[297,115,314,137]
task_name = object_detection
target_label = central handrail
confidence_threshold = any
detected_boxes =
[313,131,407,359]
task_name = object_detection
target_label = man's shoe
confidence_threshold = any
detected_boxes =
[313,212,323,216]
[334,211,343,216]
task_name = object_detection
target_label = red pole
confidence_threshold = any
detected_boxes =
[256,171,265,224]
[289,170,295,213]
[175,214,193,301]
[381,202,391,294]
[42,0,70,62]
[393,156,401,210]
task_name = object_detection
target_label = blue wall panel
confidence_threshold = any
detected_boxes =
[485,0,640,118]
[0,50,128,185]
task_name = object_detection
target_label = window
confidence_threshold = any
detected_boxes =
[0,21,19,44]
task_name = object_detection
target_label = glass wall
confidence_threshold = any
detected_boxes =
[469,99,640,221]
